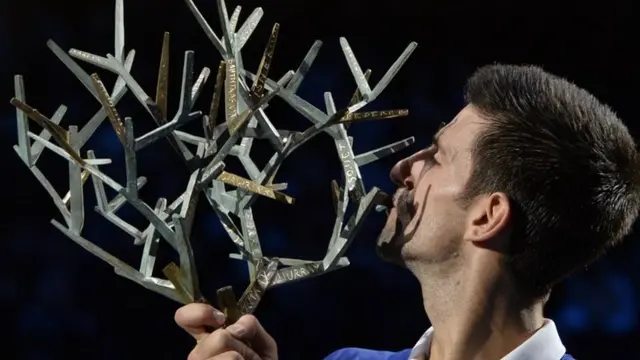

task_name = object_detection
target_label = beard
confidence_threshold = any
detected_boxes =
[375,189,418,264]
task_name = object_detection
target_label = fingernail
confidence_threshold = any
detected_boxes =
[226,324,245,337]
[212,310,226,323]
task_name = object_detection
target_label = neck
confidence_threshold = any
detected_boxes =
[409,252,545,360]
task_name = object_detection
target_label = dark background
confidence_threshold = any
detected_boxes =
[1,0,638,359]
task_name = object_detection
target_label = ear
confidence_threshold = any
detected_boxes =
[463,192,511,245]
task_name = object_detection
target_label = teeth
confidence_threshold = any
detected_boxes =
[375,205,387,213]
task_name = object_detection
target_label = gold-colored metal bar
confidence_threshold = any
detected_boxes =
[216,286,243,326]
[225,59,238,122]
[227,110,251,135]
[236,259,278,315]
[330,180,342,213]
[10,98,85,165]
[208,61,226,132]
[217,171,294,205]
[251,23,280,98]
[338,109,409,124]
[156,32,171,122]
[348,69,371,106]
[91,74,126,145]
[163,262,193,304]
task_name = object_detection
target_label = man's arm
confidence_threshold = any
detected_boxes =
[175,303,414,360]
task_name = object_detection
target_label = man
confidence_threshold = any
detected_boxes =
[174,64,640,360]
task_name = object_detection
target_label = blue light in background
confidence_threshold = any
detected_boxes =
[553,265,639,336]
[359,163,391,190]
[260,227,287,254]
[202,212,225,238]
[558,304,589,333]
[555,276,592,334]
[92,126,125,157]
[602,274,637,333]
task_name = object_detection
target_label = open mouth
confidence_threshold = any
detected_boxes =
[396,190,416,225]
[375,192,395,215]
[375,189,414,220]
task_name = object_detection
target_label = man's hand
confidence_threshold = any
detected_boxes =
[175,303,278,360]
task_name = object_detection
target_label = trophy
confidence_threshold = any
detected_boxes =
[10,0,417,324]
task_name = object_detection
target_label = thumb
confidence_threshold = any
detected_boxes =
[175,303,226,341]
[226,315,277,358]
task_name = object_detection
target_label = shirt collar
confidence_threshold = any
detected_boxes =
[409,319,566,360]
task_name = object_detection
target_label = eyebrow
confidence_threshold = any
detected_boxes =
[433,132,446,158]
[432,118,456,159]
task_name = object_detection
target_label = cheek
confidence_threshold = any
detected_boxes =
[411,196,466,255]
[407,179,465,233]
[405,164,468,231]
[424,191,457,225]
[416,170,462,207]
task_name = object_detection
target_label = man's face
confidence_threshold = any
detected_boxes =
[376,105,486,266]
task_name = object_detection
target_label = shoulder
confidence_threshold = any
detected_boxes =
[324,347,413,360]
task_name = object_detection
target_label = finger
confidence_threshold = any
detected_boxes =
[175,303,226,341]
[226,315,277,354]
[189,349,244,360]
[194,329,261,360]
[208,351,244,360]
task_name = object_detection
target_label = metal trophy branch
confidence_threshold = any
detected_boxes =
[11,0,416,323]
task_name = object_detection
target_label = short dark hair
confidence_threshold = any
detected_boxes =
[460,64,640,299]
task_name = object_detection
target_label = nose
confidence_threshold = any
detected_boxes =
[390,156,415,189]
[390,148,430,190]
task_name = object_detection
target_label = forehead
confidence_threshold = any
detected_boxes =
[438,105,486,150]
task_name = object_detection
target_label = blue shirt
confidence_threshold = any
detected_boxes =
[325,319,575,360]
